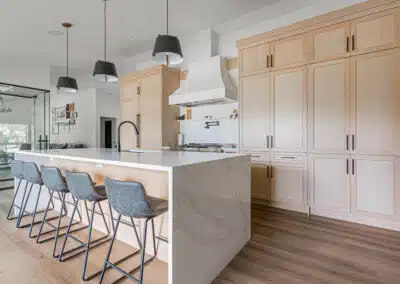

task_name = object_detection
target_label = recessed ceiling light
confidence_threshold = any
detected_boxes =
[48,30,64,36]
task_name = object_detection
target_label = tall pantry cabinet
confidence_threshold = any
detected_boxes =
[120,65,181,150]
[238,0,400,230]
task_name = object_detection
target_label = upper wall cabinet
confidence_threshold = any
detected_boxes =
[270,33,309,70]
[310,22,351,63]
[240,43,270,76]
[351,8,400,55]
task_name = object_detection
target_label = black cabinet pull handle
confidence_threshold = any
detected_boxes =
[266,135,270,148]
[270,54,274,68]
[352,159,355,175]
[266,166,270,178]
[346,135,349,150]
[352,35,355,51]
[346,159,349,175]
[270,166,273,179]
[266,54,270,68]
[352,135,355,151]
[271,136,274,148]
[346,37,350,52]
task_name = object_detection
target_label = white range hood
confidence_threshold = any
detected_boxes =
[169,56,237,107]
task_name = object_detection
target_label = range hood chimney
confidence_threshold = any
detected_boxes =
[169,56,237,107]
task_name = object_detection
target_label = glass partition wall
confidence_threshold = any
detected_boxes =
[0,83,50,190]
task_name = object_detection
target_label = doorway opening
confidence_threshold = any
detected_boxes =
[100,117,117,149]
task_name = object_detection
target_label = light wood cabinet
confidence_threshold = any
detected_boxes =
[271,66,307,153]
[240,73,270,150]
[351,8,400,55]
[352,156,398,217]
[251,162,271,200]
[310,22,351,62]
[309,59,350,154]
[240,43,269,76]
[270,33,309,70]
[120,65,180,150]
[309,155,350,212]
[350,49,400,155]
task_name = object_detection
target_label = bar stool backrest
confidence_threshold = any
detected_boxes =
[10,160,24,179]
[23,162,43,184]
[65,171,97,201]
[104,177,153,218]
[41,166,69,193]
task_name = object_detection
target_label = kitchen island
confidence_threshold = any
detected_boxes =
[15,148,251,284]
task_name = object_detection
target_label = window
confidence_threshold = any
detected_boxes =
[0,123,30,152]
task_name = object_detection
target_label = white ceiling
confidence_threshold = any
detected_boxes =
[1,0,278,67]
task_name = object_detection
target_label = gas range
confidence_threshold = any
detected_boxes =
[168,143,236,153]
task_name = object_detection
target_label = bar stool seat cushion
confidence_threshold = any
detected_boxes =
[93,185,107,200]
[41,166,69,193]
[11,160,24,179]
[147,196,168,215]
[23,162,43,185]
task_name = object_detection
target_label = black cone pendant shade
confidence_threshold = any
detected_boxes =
[93,0,118,82]
[152,0,183,66]
[57,23,78,93]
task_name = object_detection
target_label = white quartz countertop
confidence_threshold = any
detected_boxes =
[16,148,248,171]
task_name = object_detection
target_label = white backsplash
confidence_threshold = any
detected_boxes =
[180,103,238,144]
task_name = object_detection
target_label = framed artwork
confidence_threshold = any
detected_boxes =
[52,103,77,125]
[52,123,59,134]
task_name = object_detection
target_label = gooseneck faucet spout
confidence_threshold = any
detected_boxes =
[117,121,140,152]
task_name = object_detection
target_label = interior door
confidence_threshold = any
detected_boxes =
[309,59,350,154]
[270,33,309,70]
[351,8,400,55]
[240,43,269,76]
[240,73,270,150]
[251,162,271,200]
[310,22,351,63]
[271,66,307,153]
[352,156,397,217]
[351,49,400,155]
[309,155,350,212]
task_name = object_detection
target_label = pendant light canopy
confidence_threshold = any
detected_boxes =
[57,23,78,93]
[93,0,118,82]
[152,0,183,66]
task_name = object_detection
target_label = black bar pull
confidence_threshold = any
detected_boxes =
[352,159,355,175]
[346,135,349,150]
[346,159,349,175]
[352,135,355,151]
[352,35,355,51]
[266,166,270,179]
[271,136,274,148]
[266,135,270,149]
[270,166,273,179]
[270,54,274,68]
[266,54,270,68]
[346,36,350,52]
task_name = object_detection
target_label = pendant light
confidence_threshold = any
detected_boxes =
[152,0,183,66]
[93,0,118,82]
[57,23,78,93]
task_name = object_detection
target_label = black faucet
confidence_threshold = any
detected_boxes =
[117,121,140,152]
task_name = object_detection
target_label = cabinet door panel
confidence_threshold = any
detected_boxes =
[309,155,350,212]
[121,80,140,101]
[140,74,162,149]
[351,9,399,55]
[309,59,350,154]
[353,156,396,216]
[270,164,304,205]
[240,43,269,76]
[271,67,307,152]
[120,100,139,149]
[351,49,400,155]
[251,163,271,200]
[241,74,270,149]
[271,33,308,70]
[311,22,351,62]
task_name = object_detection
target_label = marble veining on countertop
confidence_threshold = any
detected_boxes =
[16,148,248,171]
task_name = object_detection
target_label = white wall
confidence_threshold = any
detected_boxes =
[95,90,120,147]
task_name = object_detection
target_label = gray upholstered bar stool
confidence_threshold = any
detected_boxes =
[99,177,168,284]
[36,166,85,257]
[6,160,26,220]
[59,171,113,281]
[17,162,56,237]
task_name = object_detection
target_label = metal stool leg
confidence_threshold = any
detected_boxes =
[139,218,150,283]
[6,179,22,220]
[28,185,43,238]
[58,199,79,262]
[81,200,97,281]
[36,190,55,243]
[16,182,33,228]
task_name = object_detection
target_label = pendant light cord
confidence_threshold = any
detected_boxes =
[104,0,107,62]
[166,0,169,35]
[66,27,69,77]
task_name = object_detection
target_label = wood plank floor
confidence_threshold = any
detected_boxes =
[2,189,400,284]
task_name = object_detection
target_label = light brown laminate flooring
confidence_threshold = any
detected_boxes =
[1,189,400,284]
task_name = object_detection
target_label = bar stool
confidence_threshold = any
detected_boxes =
[59,171,114,281]
[6,160,26,221]
[17,162,56,237]
[36,166,86,257]
[99,177,168,284]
